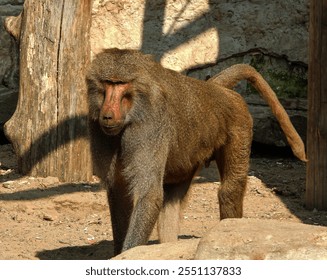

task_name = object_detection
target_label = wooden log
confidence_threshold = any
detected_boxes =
[4,12,22,41]
[4,0,93,182]
[306,0,327,210]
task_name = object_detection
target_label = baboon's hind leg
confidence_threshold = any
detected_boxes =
[215,131,252,219]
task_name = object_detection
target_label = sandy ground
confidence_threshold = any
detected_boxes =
[0,144,326,259]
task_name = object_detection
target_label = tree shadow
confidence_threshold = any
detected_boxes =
[35,235,200,260]
[8,115,89,177]
[0,182,101,201]
[141,0,219,70]
[36,240,114,260]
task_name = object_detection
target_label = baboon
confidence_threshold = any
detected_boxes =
[86,48,306,255]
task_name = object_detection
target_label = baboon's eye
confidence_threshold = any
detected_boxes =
[102,79,127,85]
[104,80,114,85]
[123,92,133,100]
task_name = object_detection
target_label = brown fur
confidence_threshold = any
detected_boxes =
[209,64,307,161]
[86,48,306,255]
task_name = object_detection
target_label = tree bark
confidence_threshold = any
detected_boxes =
[306,0,327,210]
[4,0,93,182]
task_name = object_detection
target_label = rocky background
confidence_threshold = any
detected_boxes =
[0,0,22,144]
[0,0,309,147]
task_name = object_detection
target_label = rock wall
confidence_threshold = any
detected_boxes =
[0,0,22,142]
[0,0,22,89]
[91,0,219,72]
[1,0,309,147]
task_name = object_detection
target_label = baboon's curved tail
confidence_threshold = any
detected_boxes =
[209,64,307,162]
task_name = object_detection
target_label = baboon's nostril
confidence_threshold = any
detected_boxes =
[103,112,114,120]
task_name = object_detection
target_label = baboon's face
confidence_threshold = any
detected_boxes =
[87,48,158,136]
[88,78,134,136]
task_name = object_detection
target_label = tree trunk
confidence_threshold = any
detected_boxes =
[306,0,327,210]
[4,0,93,182]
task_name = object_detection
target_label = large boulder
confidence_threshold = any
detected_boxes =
[112,219,327,260]
[196,219,327,260]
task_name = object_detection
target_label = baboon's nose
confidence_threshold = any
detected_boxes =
[103,112,114,120]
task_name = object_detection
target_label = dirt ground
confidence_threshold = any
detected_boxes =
[0,143,326,260]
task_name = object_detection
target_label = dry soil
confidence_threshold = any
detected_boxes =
[0,144,326,259]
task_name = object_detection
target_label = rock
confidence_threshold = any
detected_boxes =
[0,1,21,136]
[0,87,18,135]
[195,219,327,260]
[42,211,57,221]
[109,219,327,260]
[91,0,219,72]
[91,0,308,70]
[112,239,200,260]
[2,180,15,189]
[249,104,307,147]
[41,176,60,186]
[0,2,22,88]
[213,0,309,63]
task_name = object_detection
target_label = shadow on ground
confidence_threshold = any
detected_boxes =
[36,240,114,260]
